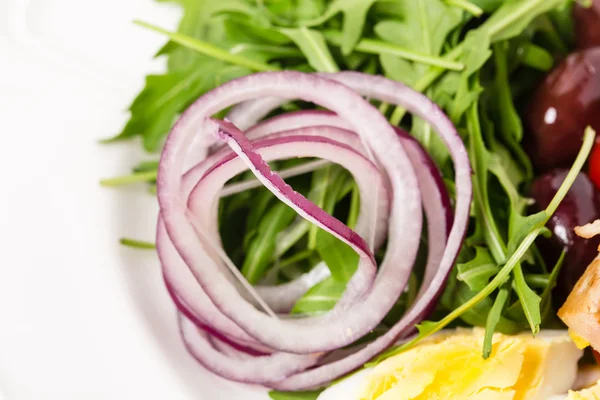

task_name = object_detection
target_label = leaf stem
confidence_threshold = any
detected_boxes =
[100,170,157,187]
[324,31,464,71]
[133,20,279,72]
[120,238,156,249]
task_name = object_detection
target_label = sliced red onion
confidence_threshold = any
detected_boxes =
[154,71,470,389]
[188,130,387,313]
[158,72,423,354]
[178,314,322,383]
[171,124,454,385]
[160,128,389,349]
[268,72,470,390]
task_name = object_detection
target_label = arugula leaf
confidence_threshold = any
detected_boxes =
[307,166,351,248]
[470,0,504,12]
[450,31,492,123]
[241,202,297,283]
[268,390,323,400]
[374,1,462,57]
[379,54,419,87]
[481,0,568,42]
[482,287,509,358]
[316,231,359,282]
[279,28,339,72]
[291,277,346,315]
[155,0,231,70]
[512,264,541,334]
[244,190,275,248]
[375,127,596,364]
[223,18,293,45]
[106,66,205,150]
[457,247,498,291]
[301,0,379,55]
[506,211,548,256]
[467,102,506,263]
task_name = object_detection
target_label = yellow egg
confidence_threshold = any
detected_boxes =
[317,329,582,400]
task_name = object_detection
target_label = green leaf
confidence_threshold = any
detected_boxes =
[291,277,346,315]
[379,54,419,87]
[483,287,509,358]
[492,42,524,142]
[470,0,504,12]
[316,230,359,282]
[268,390,323,400]
[374,0,462,57]
[519,42,554,71]
[246,191,274,233]
[301,0,379,55]
[450,31,491,122]
[279,28,339,72]
[107,66,206,150]
[241,202,297,284]
[457,247,499,291]
[135,21,278,72]
[107,52,255,149]
[481,0,567,42]
[223,18,292,45]
[467,102,506,263]
[307,166,351,248]
[512,263,541,335]
[155,0,231,70]
[488,153,530,213]
[416,320,439,336]
[506,211,547,256]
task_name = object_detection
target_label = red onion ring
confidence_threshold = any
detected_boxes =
[155,71,470,389]
[158,72,423,354]
[159,129,389,352]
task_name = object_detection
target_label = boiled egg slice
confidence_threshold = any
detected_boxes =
[317,328,582,400]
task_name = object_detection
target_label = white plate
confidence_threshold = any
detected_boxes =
[0,1,268,398]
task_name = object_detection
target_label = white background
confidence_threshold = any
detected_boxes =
[0,0,268,398]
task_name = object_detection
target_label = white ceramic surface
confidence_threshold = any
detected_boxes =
[0,1,268,398]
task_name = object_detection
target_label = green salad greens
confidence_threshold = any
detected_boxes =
[102,0,594,398]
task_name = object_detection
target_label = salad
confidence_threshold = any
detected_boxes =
[101,0,600,398]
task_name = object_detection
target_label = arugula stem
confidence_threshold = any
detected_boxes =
[324,31,464,71]
[100,170,157,187]
[445,0,484,17]
[134,20,279,72]
[376,127,595,362]
[120,238,156,249]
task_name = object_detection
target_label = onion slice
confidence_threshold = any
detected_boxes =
[154,71,470,389]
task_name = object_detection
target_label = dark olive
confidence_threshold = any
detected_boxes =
[574,0,600,49]
[530,169,600,304]
[525,48,600,171]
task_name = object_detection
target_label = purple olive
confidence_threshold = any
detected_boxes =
[574,0,600,49]
[530,169,600,303]
[525,48,600,171]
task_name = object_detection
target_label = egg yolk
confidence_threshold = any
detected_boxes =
[360,330,555,400]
